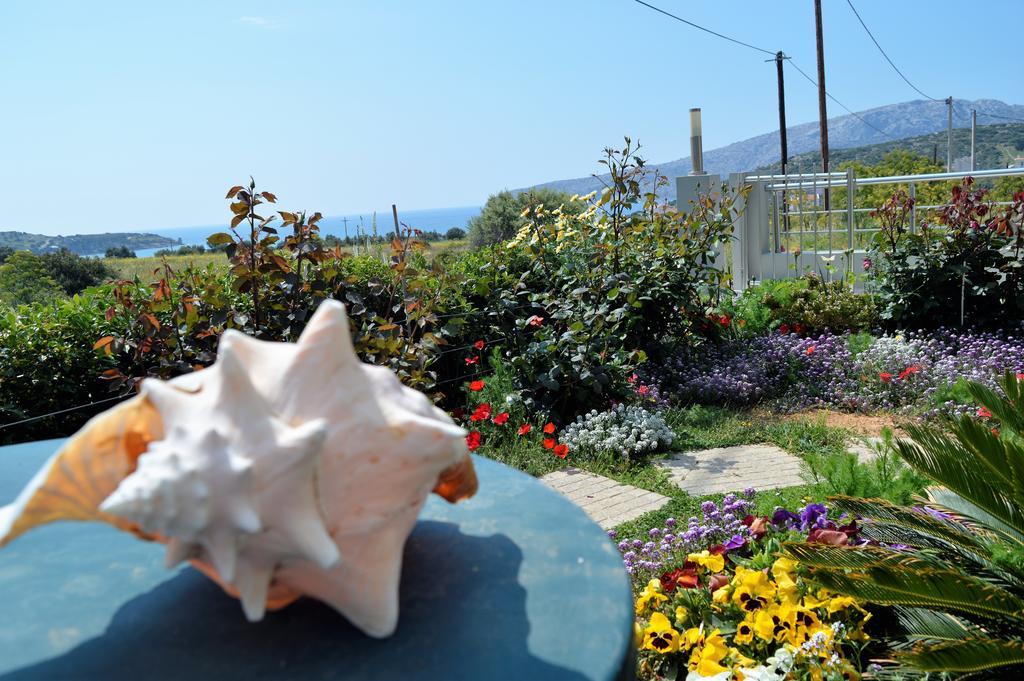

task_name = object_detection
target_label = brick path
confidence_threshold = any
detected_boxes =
[542,437,879,529]
[539,468,670,529]
[656,444,804,496]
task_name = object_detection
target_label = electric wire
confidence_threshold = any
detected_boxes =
[786,59,897,141]
[0,395,130,431]
[844,0,939,101]
[631,0,775,56]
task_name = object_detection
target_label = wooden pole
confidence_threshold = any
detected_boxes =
[814,0,830,210]
[391,204,401,239]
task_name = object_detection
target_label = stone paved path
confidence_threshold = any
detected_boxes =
[542,436,880,528]
[540,468,670,529]
[656,444,804,495]
[848,436,883,462]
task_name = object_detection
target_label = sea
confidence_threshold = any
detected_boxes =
[127,205,482,258]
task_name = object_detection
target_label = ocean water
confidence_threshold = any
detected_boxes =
[132,205,481,258]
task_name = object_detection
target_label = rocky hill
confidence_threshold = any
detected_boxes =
[0,231,180,255]
[518,98,1024,201]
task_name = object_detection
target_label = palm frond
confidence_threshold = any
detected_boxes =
[966,371,1024,436]
[829,495,992,552]
[894,607,981,642]
[895,424,1024,540]
[926,486,1024,548]
[784,544,1024,622]
[898,636,1024,674]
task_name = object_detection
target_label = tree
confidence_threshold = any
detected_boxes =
[105,246,136,258]
[40,248,118,295]
[0,246,13,264]
[0,251,65,305]
[837,149,949,212]
[444,227,466,240]
[467,188,580,247]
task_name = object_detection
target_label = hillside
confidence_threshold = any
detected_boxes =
[518,98,1024,201]
[753,122,1024,175]
[0,231,179,255]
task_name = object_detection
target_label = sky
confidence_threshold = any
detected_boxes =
[1,0,1021,235]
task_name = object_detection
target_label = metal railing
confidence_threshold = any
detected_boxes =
[728,165,1024,290]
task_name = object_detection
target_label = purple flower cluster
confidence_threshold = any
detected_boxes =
[654,329,1024,416]
[611,489,755,579]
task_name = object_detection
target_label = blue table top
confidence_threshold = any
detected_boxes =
[0,439,634,681]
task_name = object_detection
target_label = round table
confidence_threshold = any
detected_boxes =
[0,439,635,681]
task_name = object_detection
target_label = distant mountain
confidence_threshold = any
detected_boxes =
[0,231,180,255]
[518,99,1024,202]
[754,122,1024,175]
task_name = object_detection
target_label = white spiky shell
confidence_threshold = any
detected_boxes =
[0,300,477,638]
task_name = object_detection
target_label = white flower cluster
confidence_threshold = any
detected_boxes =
[559,404,674,459]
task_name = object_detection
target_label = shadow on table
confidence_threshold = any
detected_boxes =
[3,521,591,681]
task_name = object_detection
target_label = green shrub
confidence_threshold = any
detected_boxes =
[721,276,877,335]
[0,287,122,443]
[444,227,466,240]
[40,248,118,295]
[868,179,1024,329]
[0,251,65,305]
[466,187,580,247]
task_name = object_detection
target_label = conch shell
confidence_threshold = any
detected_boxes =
[0,300,477,637]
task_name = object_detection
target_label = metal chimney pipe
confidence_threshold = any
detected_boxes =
[689,107,705,175]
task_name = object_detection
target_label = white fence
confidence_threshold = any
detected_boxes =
[717,166,1024,291]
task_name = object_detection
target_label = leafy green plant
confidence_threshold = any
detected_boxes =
[785,372,1024,678]
[868,179,1024,329]
[0,251,65,305]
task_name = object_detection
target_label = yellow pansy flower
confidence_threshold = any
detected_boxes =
[681,627,704,650]
[687,549,726,573]
[712,585,731,604]
[674,605,689,627]
[688,629,730,677]
[633,621,644,650]
[733,616,755,645]
[642,612,681,654]
[635,579,668,615]
[754,604,798,645]
[731,566,776,612]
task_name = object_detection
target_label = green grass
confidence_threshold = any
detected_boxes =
[103,253,227,282]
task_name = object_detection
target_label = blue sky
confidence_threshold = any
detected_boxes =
[1,0,1021,234]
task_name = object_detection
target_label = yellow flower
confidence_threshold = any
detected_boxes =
[681,627,704,650]
[635,579,668,615]
[733,616,755,645]
[674,605,689,627]
[687,550,726,573]
[633,621,644,650]
[642,612,680,654]
[827,595,868,615]
[688,629,730,677]
[754,604,798,645]
[731,566,776,612]
[712,585,731,604]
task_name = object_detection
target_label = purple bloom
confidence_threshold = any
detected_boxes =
[772,507,800,527]
[723,534,746,551]
[800,503,829,530]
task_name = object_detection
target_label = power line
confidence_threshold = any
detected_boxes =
[631,0,775,56]
[843,0,938,102]
[0,394,129,431]
[786,59,896,141]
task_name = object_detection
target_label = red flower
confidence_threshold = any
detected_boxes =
[718,314,731,327]
[879,372,893,383]
[527,315,544,328]
[978,406,992,419]
[808,528,849,546]
[793,323,806,334]
[627,374,638,384]
[543,422,556,434]
[805,345,816,356]
[742,514,770,539]
[473,340,486,350]
[492,412,509,425]
[517,424,532,436]
[1017,373,1024,380]
[469,380,485,391]
[708,573,730,591]
[470,403,492,422]
[992,427,1001,437]
[779,323,790,335]
[898,365,921,380]
[465,431,481,451]
[553,443,568,458]
[465,356,479,366]
[543,438,556,450]
[660,563,699,592]
[637,385,650,396]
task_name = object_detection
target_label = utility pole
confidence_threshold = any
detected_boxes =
[813,0,830,210]
[341,217,349,244]
[945,96,953,171]
[773,51,788,174]
[970,109,977,171]
[391,204,401,239]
